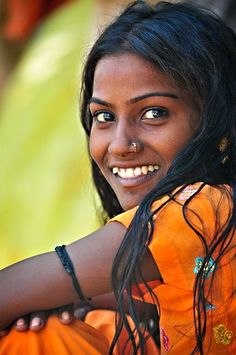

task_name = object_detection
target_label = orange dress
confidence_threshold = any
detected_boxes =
[0,315,109,355]
[111,183,236,353]
[0,310,158,354]
[0,183,235,354]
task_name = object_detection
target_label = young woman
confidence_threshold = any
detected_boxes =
[0,1,236,354]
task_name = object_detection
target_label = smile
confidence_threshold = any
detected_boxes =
[112,165,160,179]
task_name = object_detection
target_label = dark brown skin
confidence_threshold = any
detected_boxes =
[0,222,160,330]
[89,54,199,210]
[0,291,156,335]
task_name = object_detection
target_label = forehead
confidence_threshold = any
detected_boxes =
[93,53,180,96]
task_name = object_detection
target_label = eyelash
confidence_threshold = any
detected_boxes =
[92,108,168,124]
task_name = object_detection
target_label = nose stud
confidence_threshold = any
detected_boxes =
[130,142,137,153]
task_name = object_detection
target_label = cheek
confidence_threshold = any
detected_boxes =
[155,124,195,166]
[89,133,98,163]
[89,134,96,161]
[165,136,187,158]
[89,129,106,170]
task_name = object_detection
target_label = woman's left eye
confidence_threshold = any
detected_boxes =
[142,108,168,120]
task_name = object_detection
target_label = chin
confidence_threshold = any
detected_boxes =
[119,194,146,211]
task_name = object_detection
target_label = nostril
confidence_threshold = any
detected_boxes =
[108,138,143,156]
[108,139,131,156]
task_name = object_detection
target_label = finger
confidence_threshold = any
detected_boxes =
[29,311,48,332]
[74,305,93,321]
[0,328,9,337]
[14,317,29,332]
[57,305,74,325]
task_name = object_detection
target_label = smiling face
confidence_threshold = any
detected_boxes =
[89,53,200,211]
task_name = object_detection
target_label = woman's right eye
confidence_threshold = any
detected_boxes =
[93,112,114,123]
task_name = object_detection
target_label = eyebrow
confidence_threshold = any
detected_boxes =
[89,92,179,107]
[128,92,179,103]
[88,97,112,107]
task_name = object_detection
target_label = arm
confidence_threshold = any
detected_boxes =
[83,291,157,320]
[0,222,160,329]
[2,291,157,335]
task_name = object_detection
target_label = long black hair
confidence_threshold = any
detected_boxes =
[80,1,236,353]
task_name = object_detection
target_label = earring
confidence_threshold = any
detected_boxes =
[221,156,229,164]
[218,137,229,153]
[130,142,137,153]
[218,137,229,164]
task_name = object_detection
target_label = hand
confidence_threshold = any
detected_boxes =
[0,305,75,336]
[0,302,94,337]
[15,311,50,332]
[73,301,93,321]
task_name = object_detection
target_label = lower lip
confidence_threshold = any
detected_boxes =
[113,170,160,187]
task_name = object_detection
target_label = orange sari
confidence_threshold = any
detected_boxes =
[1,183,235,354]
[0,311,159,354]
[111,183,236,353]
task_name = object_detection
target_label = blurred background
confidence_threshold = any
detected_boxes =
[0,0,235,268]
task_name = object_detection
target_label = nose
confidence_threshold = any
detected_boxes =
[108,121,142,157]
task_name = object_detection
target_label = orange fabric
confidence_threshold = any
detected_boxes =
[110,183,236,354]
[0,311,159,354]
[0,315,109,355]
[1,183,235,354]
[85,310,159,354]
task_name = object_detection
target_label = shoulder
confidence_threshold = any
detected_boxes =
[176,183,232,220]
[154,183,232,231]
[108,183,232,228]
[152,182,232,217]
[159,182,231,207]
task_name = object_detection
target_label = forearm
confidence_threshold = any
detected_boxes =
[0,223,125,329]
[0,251,73,329]
[89,292,117,310]
[0,222,160,330]
[90,292,157,323]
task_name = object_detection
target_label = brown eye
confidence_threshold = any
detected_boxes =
[142,108,168,120]
[94,112,114,123]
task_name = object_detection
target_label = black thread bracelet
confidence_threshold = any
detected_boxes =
[55,245,88,302]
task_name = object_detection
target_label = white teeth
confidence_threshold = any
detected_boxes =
[141,166,148,175]
[112,164,159,178]
[119,168,126,178]
[134,167,142,176]
[112,167,119,174]
[126,168,134,178]
[148,165,154,172]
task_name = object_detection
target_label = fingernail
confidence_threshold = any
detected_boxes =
[31,317,41,327]
[61,311,70,320]
[16,319,25,326]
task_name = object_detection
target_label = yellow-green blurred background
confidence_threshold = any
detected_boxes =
[0,0,235,269]
[0,0,132,268]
